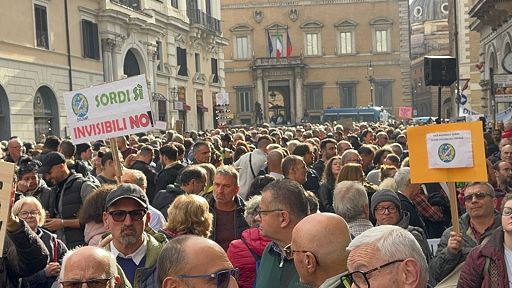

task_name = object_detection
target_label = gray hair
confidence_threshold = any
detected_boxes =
[60,246,118,284]
[123,168,147,188]
[333,181,368,222]
[394,167,410,192]
[156,236,191,285]
[215,165,239,185]
[389,143,403,157]
[244,195,262,226]
[465,181,496,197]
[379,178,398,192]
[348,225,428,284]
[340,150,360,165]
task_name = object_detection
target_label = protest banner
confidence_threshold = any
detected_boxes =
[0,162,16,252]
[407,121,487,233]
[63,75,153,144]
[399,106,413,118]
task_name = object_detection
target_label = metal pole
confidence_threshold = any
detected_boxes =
[490,68,496,130]
[453,0,460,118]
[438,86,442,120]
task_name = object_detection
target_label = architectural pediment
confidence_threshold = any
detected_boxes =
[266,23,288,31]
[370,17,393,26]
[300,20,324,29]
[230,24,253,32]
[334,19,358,28]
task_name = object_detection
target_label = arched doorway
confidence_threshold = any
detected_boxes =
[34,86,59,140]
[0,85,11,139]
[124,49,141,77]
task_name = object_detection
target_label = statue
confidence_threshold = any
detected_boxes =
[255,101,263,124]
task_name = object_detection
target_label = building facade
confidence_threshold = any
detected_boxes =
[221,0,411,125]
[0,0,225,141]
[409,0,451,118]
[469,0,512,122]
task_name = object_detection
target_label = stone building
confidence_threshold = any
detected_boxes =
[221,0,412,125]
[469,0,512,122]
[0,0,225,141]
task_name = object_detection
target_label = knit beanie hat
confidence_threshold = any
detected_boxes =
[370,189,401,217]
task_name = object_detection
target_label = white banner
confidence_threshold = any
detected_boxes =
[63,75,153,144]
[427,130,474,168]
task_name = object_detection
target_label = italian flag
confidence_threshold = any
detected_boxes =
[276,31,283,60]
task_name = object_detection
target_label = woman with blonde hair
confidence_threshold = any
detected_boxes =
[13,196,68,287]
[161,194,213,239]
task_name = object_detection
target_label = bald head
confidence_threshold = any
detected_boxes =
[291,213,351,286]
[267,150,284,174]
[60,246,120,285]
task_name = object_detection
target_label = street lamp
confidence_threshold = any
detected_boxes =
[367,61,375,107]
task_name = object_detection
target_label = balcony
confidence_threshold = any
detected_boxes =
[252,57,304,69]
[469,0,512,28]
[187,8,221,33]
[112,0,141,10]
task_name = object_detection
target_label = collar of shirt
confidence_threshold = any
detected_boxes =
[110,234,148,265]
[319,272,347,288]
[469,218,495,243]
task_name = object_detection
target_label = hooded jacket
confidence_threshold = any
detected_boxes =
[227,228,271,288]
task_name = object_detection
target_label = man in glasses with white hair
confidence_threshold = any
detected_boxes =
[342,225,428,288]
[102,184,167,288]
[156,235,239,288]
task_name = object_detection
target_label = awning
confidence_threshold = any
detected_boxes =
[197,104,208,112]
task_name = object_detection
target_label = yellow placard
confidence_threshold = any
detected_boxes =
[407,121,487,183]
[0,161,16,252]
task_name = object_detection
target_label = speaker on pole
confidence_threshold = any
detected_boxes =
[424,56,457,86]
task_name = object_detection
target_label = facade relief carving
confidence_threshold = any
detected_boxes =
[253,10,264,23]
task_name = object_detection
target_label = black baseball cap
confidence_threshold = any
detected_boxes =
[38,152,66,174]
[105,184,149,210]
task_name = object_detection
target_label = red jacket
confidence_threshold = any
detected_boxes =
[227,227,271,288]
[502,130,512,139]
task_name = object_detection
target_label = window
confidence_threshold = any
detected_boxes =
[205,0,211,15]
[238,90,251,113]
[370,18,392,53]
[156,41,163,71]
[235,36,249,59]
[171,0,178,8]
[158,100,166,121]
[177,47,188,76]
[340,84,356,108]
[306,86,323,110]
[82,20,100,59]
[339,32,353,54]
[375,81,392,108]
[305,33,319,56]
[375,30,389,53]
[34,4,49,49]
[211,58,218,83]
[195,53,201,73]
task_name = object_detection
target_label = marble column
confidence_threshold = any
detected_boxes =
[295,67,304,122]
[256,69,265,122]
[101,38,116,82]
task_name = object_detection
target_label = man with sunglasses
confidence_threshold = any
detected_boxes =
[157,235,239,288]
[255,179,309,288]
[102,184,166,288]
[59,246,121,288]
[343,225,428,288]
[429,182,502,285]
[289,213,351,288]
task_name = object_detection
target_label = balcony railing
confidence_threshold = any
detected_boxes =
[187,8,221,33]
[112,0,141,10]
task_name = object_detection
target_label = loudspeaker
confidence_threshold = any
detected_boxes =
[424,56,457,86]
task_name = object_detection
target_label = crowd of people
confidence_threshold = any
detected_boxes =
[1,119,512,287]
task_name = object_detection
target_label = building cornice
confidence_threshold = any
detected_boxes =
[222,0,393,9]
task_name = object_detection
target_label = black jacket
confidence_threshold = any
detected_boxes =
[303,168,320,195]
[152,184,185,218]
[0,221,49,288]
[22,228,68,288]
[207,195,249,248]
[318,181,335,213]
[130,160,157,202]
[311,159,325,178]
[154,162,185,194]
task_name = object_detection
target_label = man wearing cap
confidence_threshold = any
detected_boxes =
[102,183,167,288]
[370,189,431,262]
[39,151,98,249]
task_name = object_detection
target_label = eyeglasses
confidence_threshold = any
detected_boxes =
[107,209,147,222]
[282,244,319,263]
[374,206,398,215]
[18,210,41,219]
[463,192,494,203]
[340,259,405,288]
[60,276,113,288]
[255,207,283,217]
[503,207,512,216]
[176,268,239,288]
